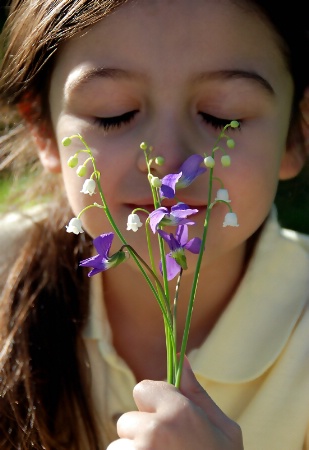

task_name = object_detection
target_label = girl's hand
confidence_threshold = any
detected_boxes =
[107,358,243,450]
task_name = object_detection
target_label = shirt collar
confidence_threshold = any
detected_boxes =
[189,211,309,382]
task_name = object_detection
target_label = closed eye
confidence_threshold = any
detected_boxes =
[199,112,241,130]
[94,110,139,130]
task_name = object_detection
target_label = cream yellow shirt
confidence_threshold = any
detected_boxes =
[83,212,309,449]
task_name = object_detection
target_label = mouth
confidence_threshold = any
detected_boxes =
[126,203,155,215]
[126,202,207,215]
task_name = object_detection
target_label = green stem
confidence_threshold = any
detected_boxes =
[175,125,230,388]
[173,269,183,380]
[77,203,102,219]
[122,245,174,336]
[143,149,174,382]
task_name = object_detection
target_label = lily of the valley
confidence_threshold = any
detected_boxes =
[223,212,239,227]
[149,203,199,233]
[127,213,143,232]
[159,154,206,199]
[215,188,231,203]
[66,218,84,235]
[79,232,127,276]
[81,178,96,195]
[158,225,202,280]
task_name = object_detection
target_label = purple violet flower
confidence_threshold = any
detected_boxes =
[79,233,126,277]
[160,154,206,199]
[149,203,199,233]
[158,225,202,280]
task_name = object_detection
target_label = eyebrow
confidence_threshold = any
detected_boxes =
[66,67,274,96]
[65,68,142,96]
[194,69,274,95]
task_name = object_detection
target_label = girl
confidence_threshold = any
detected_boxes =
[0,0,309,449]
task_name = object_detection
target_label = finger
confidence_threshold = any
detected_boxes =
[133,379,179,413]
[106,438,135,450]
[117,411,151,440]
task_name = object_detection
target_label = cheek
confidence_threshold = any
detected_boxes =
[220,142,283,227]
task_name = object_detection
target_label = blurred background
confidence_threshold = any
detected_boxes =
[0,4,308,233]
[0,4,7,31]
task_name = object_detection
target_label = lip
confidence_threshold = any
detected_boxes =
[126,196,206,207]
[125,202,207,214]
[126,203,155,214]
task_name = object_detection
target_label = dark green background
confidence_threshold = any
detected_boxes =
[0,4,8,31]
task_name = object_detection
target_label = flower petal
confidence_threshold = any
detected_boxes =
[148,207,168,233]
[175,224,188,246]
[157,228,172,246]
[223,212,239,227]
[79,254,108,273]
[66,217,84,234]
[79,249,127,276]
[159,172,182,199]
[171,208,199,219]
[127,213,143,232]
[81,178,96,195]
[177,155,206,188]
[184,237,202,254]
[171,202,191,212]
[92,233,114,257]
[215,188,231,202]
[160,253,181,280]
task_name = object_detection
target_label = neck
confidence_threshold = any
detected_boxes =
[103,242,246,381]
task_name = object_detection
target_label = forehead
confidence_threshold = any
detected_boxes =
[51,0,291,96]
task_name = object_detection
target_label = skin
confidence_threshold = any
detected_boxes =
[39,0,305,447]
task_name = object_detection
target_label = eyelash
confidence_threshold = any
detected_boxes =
[94,110,139,130]
[93,110,241,131]
[199,112,241,130]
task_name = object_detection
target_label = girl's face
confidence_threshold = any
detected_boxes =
[47,0,296,267]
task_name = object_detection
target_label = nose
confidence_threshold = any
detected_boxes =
[136,113,196,176]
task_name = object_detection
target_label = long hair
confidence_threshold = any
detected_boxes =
[0,0,308,448]
[0,2,129,448]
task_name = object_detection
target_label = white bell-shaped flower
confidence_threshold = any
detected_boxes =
[127,213,143,232]
[223,212,239,227]
[66,218,84,234]
[215,188,231,202]
[81,178,96,195]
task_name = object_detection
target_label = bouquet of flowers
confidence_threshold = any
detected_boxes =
[63,120,239,387]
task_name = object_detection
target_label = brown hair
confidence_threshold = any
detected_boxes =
[0,0,308,448]
[0,1,128,448]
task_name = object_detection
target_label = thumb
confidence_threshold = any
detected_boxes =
[179,356,211,406]
[179,356,226,426]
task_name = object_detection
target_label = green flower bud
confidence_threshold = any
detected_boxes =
[221,155,231,167]
[226,138,235,149]
[204,156,215,168]
[230,120,239,128]
[62,137,72,146]
[140,142,148,151]
[67,155,79,168]
[76,165,87,177]
[151,176,162,188]
[155,156,165,166]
